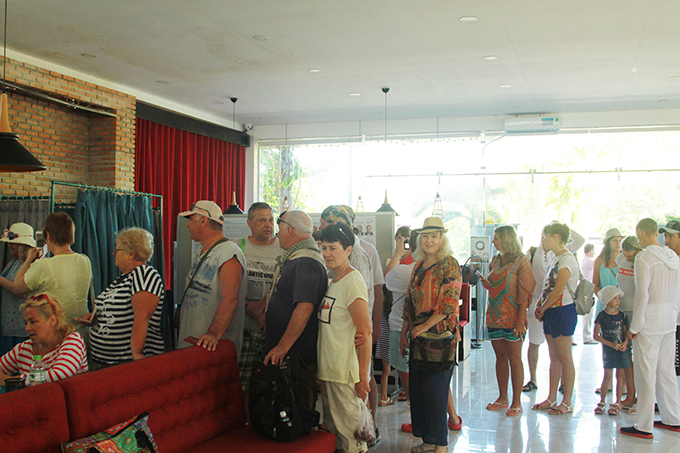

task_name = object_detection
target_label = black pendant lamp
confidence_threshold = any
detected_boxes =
[224,191,244,214]
[0,0,45,172]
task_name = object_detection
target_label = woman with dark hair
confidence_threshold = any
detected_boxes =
[480,225,535,416]
[532,222,579,415]
[0,213,92,341]
[401,217,461,453]
[317,222,373,453]
[593,228,623,309]
[616,236,643,412]
[0,293,88,385]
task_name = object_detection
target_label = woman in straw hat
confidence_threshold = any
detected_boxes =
[0,223,37,354]
[401,217,461,453]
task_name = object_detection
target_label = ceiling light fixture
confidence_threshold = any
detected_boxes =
[230,97,238,129]
[668,76,680,81]
[157,80,170,84]
[308,68,321,73]
[0,0,45,172]
[499,84,512,88]
[382,87,390,139]
[80,53,97,59]
[349,92,361,96]
[483,55,498,60]
[460,16,478,22]
[252,35,268,41]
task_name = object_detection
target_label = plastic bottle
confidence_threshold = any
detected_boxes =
[279,410,293,428]
[28,355,47,386]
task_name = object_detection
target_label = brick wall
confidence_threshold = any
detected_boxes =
[0,57,136,200]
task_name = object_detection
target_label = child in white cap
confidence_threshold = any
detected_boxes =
[593,286,630,416]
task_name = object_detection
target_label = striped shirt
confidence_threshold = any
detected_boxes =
[0,332,88,381]
[90,265,165,364]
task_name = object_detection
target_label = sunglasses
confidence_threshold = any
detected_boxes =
[277,211,294,230]
[2,229,20,240]
[32,293,57,315]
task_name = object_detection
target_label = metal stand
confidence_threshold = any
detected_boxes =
[471,278,486,349]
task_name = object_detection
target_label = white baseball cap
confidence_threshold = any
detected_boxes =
[179,201,224,225]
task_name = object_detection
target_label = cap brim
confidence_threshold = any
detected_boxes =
[178,210,195,217]
[659,227,680,235]
[418,227,448,233]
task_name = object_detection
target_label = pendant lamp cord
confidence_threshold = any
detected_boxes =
[3,0,7,93]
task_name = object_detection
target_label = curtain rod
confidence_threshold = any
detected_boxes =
[366,168,680,179]
[0,195,51,200]
[5,81,117,118]
[50,181,163,213]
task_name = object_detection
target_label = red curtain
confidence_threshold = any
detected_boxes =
[135,118,246,288]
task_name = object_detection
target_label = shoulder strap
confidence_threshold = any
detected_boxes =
[179,238,228,305]
[239,238,247,251]
[529,247,537,264]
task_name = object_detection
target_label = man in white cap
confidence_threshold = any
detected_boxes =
[177,200,247,356]
[660,220,680,256]
[620,218,680,439]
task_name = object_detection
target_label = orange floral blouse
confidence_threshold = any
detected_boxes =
[485,254,536,329]
[404,255,462,333]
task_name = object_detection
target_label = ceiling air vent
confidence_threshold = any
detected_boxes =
[504,116,560,134]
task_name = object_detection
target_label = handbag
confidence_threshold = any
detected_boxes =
[410,328,457,371]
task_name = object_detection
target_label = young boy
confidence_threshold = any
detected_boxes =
[594,286,630,415]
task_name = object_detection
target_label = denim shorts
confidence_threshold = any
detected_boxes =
[542,303,577,338]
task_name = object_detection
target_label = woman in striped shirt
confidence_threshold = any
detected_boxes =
[79,228,165,369]
[0,293,88,385]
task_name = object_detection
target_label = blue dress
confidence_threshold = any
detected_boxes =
[595,263,619,318]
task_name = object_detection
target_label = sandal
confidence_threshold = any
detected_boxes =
[486,401,509,411]
[398,391,408,401]
[401,423,413,433]
[522,381,538,392]
[548,403,573,415]
[594,402,606,415]
[379,397,395,407]
[448,415,463,430]
[532,399,557,411]
[506,406,523,417]
[608,403,621,416]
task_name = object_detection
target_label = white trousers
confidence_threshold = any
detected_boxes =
[633,331,680,433]
[581,307,594,342]
[321,380,368,453]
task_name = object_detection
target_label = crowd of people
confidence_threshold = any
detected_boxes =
[1,201,680,450]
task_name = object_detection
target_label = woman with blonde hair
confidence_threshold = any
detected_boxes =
[0,293,88,385]
[480,225,535,416]
[79,228,164,369]
[401,217,461,453]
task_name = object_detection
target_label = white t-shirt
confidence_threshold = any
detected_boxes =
[540,252,579,307]
[24,253,92,340]
[238,237,284,331]
[615,253,635,317]
[317,270,368,385]
[385,262,416,331]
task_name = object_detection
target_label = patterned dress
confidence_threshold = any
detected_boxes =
[485,254,536,332]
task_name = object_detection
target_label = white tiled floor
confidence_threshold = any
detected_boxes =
[371,324,680,453]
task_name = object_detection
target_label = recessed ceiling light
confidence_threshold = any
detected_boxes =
[80,53,97,59]
[658,99,669,103]
[157,80,170,84]
[252,35,268,41]
[483,55,498,61]
[214,101,225,104]
[235,60,246,65]
[460,16,478,22]
[349,92,361,97]
[499,84,512,88]
[668,76,680,81]
[308,68,321,73]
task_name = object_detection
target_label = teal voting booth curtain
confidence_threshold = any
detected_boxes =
[72,189,155,295]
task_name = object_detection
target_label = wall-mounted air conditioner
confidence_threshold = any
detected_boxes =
[504,116,560,134]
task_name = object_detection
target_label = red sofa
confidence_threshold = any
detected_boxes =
[0,340,336,453]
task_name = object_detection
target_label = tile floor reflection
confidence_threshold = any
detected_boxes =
[371,324,680,453]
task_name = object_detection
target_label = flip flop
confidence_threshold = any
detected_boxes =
[448,415,463,430]
[522,381,538,392]
[532,399,557,411]
[379,397,395,407]
[506,406,523,417]
[486,401,509,411]
[548,403,573,415]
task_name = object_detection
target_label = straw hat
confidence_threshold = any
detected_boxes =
[0,222,36,247]
[603,228,623,243]
[418,217,448,233]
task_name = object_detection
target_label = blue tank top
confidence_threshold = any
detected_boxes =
[599,263,619,288]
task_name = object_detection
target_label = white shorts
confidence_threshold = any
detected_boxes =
[527,298,545,345]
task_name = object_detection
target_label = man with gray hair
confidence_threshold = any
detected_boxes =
[264,210,328,366]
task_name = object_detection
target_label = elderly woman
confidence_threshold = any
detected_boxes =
[400,217,461,453]
[0,213,92,341]
[317,222,372,453]
[480,225,535,416]
[1,223,36,354]
[616,236,643,412]
[80,228,164,369]
[0,293,88,385]
[532,222,579,415]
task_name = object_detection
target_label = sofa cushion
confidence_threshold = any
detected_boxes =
[58,340,246,453]
[185,425,337,453]
[0,382,70,453]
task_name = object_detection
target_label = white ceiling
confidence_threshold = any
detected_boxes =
[8,0,680,127]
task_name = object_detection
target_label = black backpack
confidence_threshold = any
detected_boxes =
[249,354,319,442]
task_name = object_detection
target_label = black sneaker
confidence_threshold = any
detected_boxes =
[522,381,537,392]
[620,426,653,439]
[654,421,680,432]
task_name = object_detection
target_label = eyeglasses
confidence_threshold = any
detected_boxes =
[32,293,57,315]
[277,212,294,230]
[113,248,125,254]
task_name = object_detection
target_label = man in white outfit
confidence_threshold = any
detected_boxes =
[620,218,680,439]
[580,244,597,344]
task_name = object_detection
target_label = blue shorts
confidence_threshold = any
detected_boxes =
[543,304,577,338]
[602,346,630,369]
